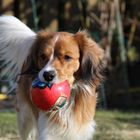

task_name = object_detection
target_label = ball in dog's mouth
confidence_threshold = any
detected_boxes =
[31,79,70,111]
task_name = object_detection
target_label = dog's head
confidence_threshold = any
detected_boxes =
[24,31,104,87]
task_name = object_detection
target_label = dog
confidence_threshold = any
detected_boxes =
[0,16,104,140]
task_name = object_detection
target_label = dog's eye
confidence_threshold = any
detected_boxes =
[40,54,45,59]
[64,55,72,61]
[40,53,46,60]
[40,53,49,64]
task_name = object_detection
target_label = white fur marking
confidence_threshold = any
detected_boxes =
[38,51,57,82]
[37,110,96,140]
[54,34,59,44]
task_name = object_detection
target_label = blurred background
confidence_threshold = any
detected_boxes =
[0,0,140,140]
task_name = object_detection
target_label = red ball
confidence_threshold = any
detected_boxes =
[31,81,70,111]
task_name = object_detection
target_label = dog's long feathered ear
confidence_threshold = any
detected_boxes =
[74,31,104,85]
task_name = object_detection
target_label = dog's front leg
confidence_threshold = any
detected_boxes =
[16,94,38,140]
[38,111,58,140]
[17,105,36,140]
[38,111,49,140]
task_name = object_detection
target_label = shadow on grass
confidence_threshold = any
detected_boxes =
[115,116,140,129]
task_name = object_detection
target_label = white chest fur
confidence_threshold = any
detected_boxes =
[38,110,95,140]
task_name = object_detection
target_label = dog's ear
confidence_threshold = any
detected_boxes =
[74,31,104,85]
[21,53,38,76]
[21,32,53,76]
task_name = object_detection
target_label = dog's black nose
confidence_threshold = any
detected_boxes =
[43,71,56,82]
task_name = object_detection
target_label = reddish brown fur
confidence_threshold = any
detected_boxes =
[17,31,104,131]
[74,88,97,125]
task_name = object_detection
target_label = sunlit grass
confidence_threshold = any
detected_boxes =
[94,110,140,140]
[0,111,18,139]
[0,110,140,140]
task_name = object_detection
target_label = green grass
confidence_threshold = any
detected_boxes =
[0,110,140,140]
[0,111,19,140]
[94,110,140,140]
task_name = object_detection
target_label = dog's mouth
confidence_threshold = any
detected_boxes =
[31,77,71,111]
